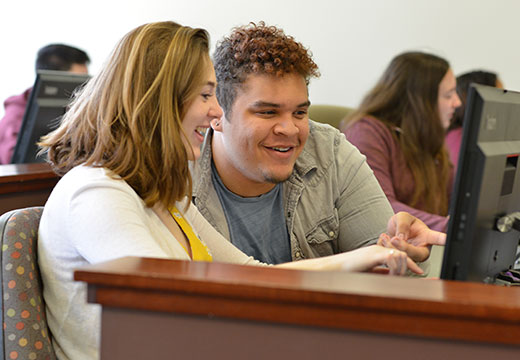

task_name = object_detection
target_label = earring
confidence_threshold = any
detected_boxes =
[214,121,220,127]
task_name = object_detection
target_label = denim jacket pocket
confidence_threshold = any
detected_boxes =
[305,211,339,257]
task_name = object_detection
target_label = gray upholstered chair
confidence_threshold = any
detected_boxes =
[0,207,56,360]
[308,104,355,129]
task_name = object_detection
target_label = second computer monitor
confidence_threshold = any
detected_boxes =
[441,84,520,283]
[11,70,90,164]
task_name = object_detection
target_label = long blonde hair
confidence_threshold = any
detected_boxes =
[347,52,451,215]
[39,21,211,208]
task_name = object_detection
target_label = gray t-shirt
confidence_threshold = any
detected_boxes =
[211,163,291,264]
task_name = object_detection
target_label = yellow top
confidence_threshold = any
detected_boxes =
[169,206,213,262]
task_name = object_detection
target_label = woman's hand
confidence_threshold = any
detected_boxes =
[349,245,423,275]
[277,244,423,276]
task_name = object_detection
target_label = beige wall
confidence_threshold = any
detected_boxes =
[0,0,518,118]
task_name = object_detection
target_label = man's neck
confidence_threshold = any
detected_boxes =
[211,138,276,198]
[212,162,276,198]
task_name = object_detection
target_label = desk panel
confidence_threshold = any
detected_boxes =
[75,257,520,358]
[100,307,519,359]
[0,163,58,213]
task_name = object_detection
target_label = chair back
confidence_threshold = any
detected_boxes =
[0,207,56,360]
[308,104,355,129]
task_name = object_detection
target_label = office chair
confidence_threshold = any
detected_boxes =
[0,207,56,359]
[308,104,355,129]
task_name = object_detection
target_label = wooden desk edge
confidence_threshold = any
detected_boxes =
[0,163,59,195]
[75,257,520,346]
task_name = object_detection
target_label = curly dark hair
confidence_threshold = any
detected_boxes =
[213,22,320,116]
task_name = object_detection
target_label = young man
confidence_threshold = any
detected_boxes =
[0,44,90,164]
[192,23,441,265]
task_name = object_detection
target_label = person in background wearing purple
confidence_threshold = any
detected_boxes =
[343,52,461,232]
[445,70,503,172]
[0,44,90,164]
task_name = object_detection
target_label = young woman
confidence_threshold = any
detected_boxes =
[38,23,425,359]
[343,52,461,232]
[445,70,503,171]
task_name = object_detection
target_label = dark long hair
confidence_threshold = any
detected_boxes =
[449,70,498,130]
[347,52,451,215]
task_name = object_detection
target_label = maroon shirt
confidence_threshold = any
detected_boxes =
[344,116,451,232]
[445,127,462,174]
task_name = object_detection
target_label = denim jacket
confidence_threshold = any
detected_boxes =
[192,120,394,261]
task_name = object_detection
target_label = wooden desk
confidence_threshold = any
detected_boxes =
[75,257,520,359]
[0,163,59,214]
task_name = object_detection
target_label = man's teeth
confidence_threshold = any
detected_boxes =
[271,147,290,152]
[195,127,206,136]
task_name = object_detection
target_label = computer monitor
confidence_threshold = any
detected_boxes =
[441,84,520,283]
[10,70,90,163]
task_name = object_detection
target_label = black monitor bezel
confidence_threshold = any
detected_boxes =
[441,84,520,283]
[10,70,90,164]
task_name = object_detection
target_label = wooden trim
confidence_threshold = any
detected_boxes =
[75,256,520,346]
[0,163,59,195]
[0,163,59,214]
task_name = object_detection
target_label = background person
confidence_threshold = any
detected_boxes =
[445,70,503,171]
[0,43,90,164]
[343,52,461,232]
